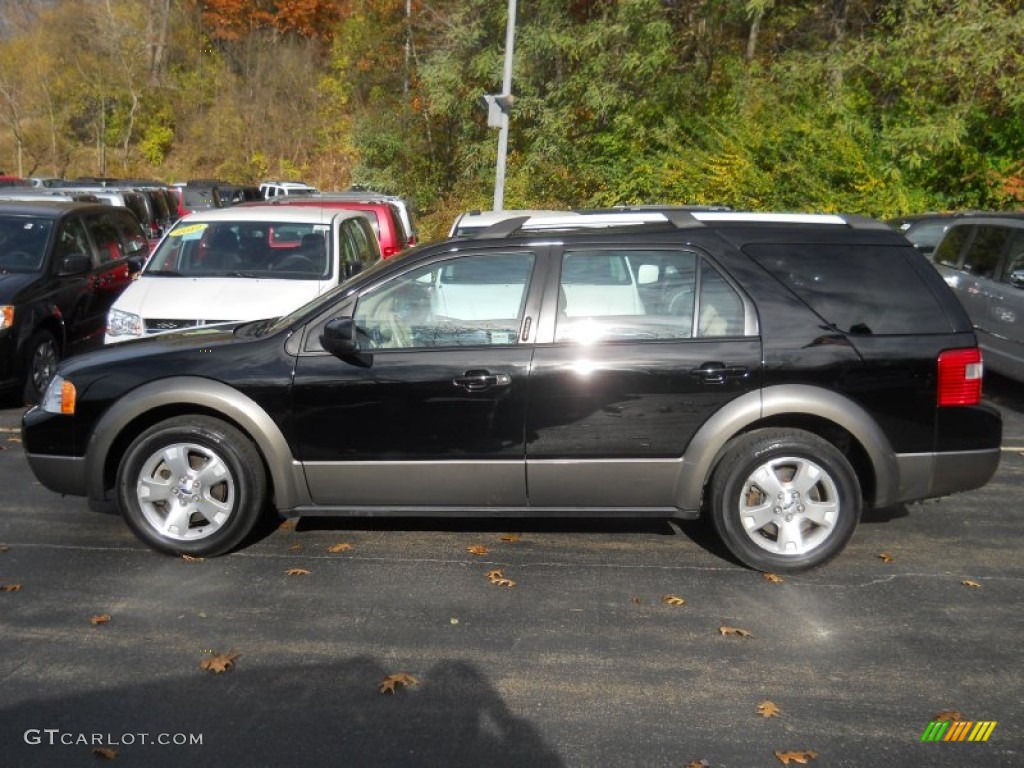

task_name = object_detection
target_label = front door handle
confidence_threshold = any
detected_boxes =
[453,370,512,392]
[694,361,750,384]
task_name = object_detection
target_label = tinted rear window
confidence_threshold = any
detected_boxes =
[746,243,954,335]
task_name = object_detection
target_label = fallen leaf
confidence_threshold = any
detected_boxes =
[763,573,785,584]
[687,761,709,768]
[7,436,21,443]
[661,595,686,606]
[278,519,296,530]
[285,568,311,576]
[961,579,982,589]
[757,700,782,718]
[491,577,516,587]
[379,672,419,694]
[934,710,965,722]
[289,544,303,551]
[2,583,21,592]
[327,542,352,553]
[485,569,505,581]
[92,747,118,759]
[774,749,818,765]
[181,554,204,562]
[199,650,239,674]
[499,533,521,543]
[877,552,894,563]
[467,545,489,556]
[631,597,644,605]
[719,626,753,638]
[90,614,111,625]
[0,544,9,553]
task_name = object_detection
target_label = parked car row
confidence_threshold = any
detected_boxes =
[21,208,1002,574]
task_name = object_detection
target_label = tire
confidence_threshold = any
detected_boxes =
[709,429,861,572]
[116,416,267,557]
[22,330,60,405]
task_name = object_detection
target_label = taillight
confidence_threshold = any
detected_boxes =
[937,348,983,406]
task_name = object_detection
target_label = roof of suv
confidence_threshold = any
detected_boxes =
[0,199,113,219]
[170,204,369,226]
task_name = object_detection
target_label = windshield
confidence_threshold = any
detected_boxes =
[0,216,53,272]
[144,220,333,279]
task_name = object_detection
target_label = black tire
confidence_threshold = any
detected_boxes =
[710,428,861,572]
[116,416,267,557]
[22,329,60,405]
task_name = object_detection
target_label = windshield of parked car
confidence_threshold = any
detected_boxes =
[0,216,53,272]
[144,220,332,279]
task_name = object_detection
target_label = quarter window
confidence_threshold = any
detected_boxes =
[354,252,535,349]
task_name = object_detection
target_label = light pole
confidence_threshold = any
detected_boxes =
[492,0,517,211]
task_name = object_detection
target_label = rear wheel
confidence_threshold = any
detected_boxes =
[710,429,861,572]
[117,416,267,556]
[22,330,59,405]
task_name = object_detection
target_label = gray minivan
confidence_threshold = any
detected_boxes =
[933,213,1024,381]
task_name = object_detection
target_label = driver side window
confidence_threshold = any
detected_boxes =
[353,251,535,349]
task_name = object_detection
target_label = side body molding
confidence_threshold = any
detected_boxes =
[674,385,898,511]
[85,377,308,508]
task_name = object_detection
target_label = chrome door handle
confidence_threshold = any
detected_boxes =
[453,370,512,392]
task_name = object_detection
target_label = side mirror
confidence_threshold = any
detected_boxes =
[59,252,92,275]
[320,317,372,367]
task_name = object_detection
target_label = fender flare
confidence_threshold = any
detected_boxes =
[675,384,898,510]
[84,376,309,509]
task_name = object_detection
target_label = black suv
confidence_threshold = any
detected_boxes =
[22,211,1001,571]
[1,201,149,403]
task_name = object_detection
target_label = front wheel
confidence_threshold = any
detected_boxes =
[117,416,267,556]
[22,329,60,405]
[710,429,861,572]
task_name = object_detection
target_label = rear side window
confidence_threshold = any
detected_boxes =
[747,243,953,335]
[934,226,972,267]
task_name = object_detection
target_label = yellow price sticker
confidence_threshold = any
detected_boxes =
[170,223,209,237]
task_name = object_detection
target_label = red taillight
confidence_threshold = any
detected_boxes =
[937,348,983,406]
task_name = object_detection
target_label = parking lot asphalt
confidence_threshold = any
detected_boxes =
[1,376,1022,767]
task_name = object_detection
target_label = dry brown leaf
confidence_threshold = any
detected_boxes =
[485,568,517,587]
[763,573,785,584]
[467,545,489,556]
[719,626,754,638]
[327,542,353,553]
[2,583,21,593]
[499,533,521,543]
[757,700,782,718]
[199,650,239,674]
[485,569,505,581]
[7,436,21,443]
[631,597,644,605]
[961,579,982,589]
[0,544,9,553]
[379,672,419,694]
[934,710,965,722]
[774,750,818,765]
[687,762,709,768]
[278,519,296,530]
[92,747,118,759]
[285,567,311,576]
[877,552,894,563]
[493,578,517,587]
[90,614,112,626]
[180,554,204,562]
[289,544,303,551]
[661,595,686,606]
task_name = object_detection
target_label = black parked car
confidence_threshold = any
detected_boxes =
[22,210,1001,571]
[1,201,149,403]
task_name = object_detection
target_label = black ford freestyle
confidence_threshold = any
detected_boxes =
[22,210,1002,571]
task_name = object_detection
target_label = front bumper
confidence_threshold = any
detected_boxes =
[24,452,90,498]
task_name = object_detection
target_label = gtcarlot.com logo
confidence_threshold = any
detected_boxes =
[24,729,203,747]
[920,720,997,742]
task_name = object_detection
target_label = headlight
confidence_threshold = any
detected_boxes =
[40,375,76,415]
[0,305,12,331]
[107,308,143,338]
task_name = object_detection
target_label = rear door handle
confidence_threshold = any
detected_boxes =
[453,370,512,392]
[694,362,749,384]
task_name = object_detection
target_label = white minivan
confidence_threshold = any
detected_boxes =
[105,205,379,344]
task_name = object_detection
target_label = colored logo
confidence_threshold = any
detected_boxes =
[921,720,997,742]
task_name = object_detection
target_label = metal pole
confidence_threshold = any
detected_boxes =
[493,0,517,211]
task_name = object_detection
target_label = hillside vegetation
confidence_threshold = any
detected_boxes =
[1,0,1021,238]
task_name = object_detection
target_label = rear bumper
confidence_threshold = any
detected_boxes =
[893,448,1001,505]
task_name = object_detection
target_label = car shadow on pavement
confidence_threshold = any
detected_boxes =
[984,371,1024,413]
[1,656,565,768]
